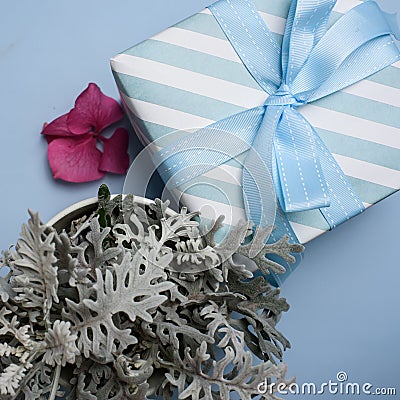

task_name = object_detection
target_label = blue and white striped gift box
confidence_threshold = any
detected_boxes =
[111,0,400,245]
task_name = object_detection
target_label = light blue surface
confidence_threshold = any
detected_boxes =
[0,1,399,399]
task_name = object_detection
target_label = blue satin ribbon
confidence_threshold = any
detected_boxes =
[156,0,400,285]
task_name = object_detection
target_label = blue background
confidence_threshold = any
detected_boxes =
[0,1,399,398]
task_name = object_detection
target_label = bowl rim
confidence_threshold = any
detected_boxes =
[46,194,177,228]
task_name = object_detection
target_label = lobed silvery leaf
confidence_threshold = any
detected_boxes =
[0,362,33,397]
[161,341,290,400]
[174,238,220,270]
[0,307,32,348]
[64,251,174,363]
[21,364,60,400]
[154,320,214,350]
[0,276,15,303]
[9,211,59,325]
[55,232,91,288]
[85,218,122,269]
[43,320,79,367]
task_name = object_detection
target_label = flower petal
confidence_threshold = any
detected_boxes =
[99,128,130,174]
[67,83,124,135]
[42,113,73,138]
[48,136,105,182]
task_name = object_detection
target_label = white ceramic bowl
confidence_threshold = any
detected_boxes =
[47,195,177,231]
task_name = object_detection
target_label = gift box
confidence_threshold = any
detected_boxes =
[111,0,400,284]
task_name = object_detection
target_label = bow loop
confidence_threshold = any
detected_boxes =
[291,1,395,99]
[282,0,337,84]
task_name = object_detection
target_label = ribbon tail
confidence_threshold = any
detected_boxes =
[273,107,331,213]
[295,112,366,229]
[282,0,336,82]
[242,106,283,227]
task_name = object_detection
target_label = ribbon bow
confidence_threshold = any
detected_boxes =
[156,0,400,285]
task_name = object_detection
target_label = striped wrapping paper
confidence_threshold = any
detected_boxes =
[111,0,400,245]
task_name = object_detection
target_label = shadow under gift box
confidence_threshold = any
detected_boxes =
[110,0,400,282]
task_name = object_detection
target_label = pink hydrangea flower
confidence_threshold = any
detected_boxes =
[42,83,130,183]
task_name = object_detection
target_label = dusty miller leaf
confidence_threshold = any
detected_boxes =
[162,342,289,400]
[64,251,174,362]
[0,277,15,303]
[55,232,91,288]
[237,226,304,275]
[43,320,79,367]
[0,362,33,396]
[9,211,59,324]
[85,218,122,269]
[174,238,220,270]
[0,307,32,348]
[21,364,58,400]
[154,320,214,350]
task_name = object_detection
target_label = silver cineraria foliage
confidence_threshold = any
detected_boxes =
[43,321,79,367]
[161,342,292,400]
[0,184,303,400]
[10,211,59,326]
